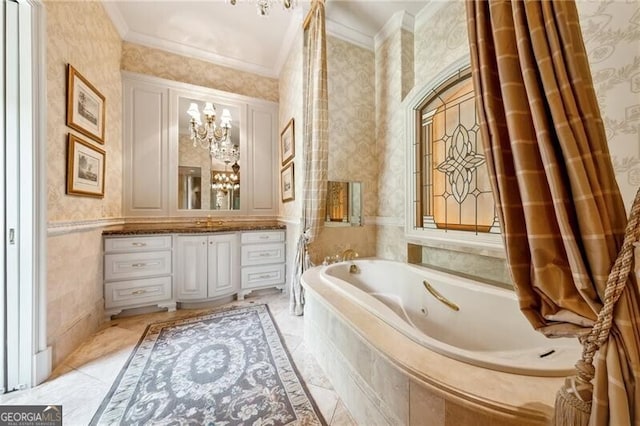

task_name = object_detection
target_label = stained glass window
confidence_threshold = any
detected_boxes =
[414,68,498,234]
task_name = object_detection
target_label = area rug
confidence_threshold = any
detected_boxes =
[90,304,325,425]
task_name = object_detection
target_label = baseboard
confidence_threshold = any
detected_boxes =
[33,347,52,386]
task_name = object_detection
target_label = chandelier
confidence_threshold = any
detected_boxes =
[228,0,296,16]
[212,162,240,193]
[187,102,240,165]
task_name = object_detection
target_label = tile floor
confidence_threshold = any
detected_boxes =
[0,290,356,426]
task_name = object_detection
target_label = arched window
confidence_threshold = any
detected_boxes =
[413,67,499,234]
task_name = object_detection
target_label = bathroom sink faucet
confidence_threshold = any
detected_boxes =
[341,248,358,262]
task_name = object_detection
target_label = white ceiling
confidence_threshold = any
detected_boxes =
[102,0,427,78]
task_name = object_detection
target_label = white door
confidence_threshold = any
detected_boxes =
[4,0,37,393]
[0,0,7,394]
[207,233,239,298]
[175,236,208,300]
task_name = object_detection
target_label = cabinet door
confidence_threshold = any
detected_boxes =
[248,105,277,214]
[175,236,208,300]
[207,234,239,298]
[123,77,169,216]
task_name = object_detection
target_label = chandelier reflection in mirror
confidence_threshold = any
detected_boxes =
[212,162,240,193]
[228,0,295,16]
[186,102,240,165]
[211,162,240,210]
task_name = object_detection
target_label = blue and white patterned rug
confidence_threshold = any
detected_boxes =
[91,304,325,425]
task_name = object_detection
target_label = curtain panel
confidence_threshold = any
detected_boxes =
[290,0,329,316]
[466,1,640,424]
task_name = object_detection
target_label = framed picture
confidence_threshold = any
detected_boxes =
[66,64,106,144]
[280,118,295,166]
[67,133,106,198]
[281,162,295,202]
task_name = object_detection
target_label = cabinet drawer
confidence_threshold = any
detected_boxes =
[105,251,171,281]
[241,264,285,289]
[105,276,172,309]
[241,231,285,244]
[241,243,285,266]
[105,236,172,253]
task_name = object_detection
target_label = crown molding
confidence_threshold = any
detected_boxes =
[101,1,423,78]
[124,30,279,78]
[325,17,374,51]
[374,10,415,50]
[101,1,129,39]
[274,8,305,76]
[414,0,450,30]
[101,1,284,79]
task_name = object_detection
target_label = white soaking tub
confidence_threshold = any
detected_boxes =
[316,259,581,377]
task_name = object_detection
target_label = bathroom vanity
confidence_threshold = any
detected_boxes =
[102,223,285,318]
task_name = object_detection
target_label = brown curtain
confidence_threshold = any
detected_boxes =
[290,0,328,315]
[466,1,640,424]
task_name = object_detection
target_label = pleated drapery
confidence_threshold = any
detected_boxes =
[466,1,640,424]
[289,0,329,316]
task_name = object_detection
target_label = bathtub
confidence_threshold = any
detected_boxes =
[313,259,581,377]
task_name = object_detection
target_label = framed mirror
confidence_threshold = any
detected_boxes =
[325,181,362,226]
[177,96,242,211]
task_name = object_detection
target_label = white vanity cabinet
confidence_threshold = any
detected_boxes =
[239,230,286,299]
[174,233,240,301]
[103,235,176,318]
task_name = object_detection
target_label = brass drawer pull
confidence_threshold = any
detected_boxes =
[131,289,147,295]
[423,280,460,311]
[131,263,147,268]
[131,242,147,247]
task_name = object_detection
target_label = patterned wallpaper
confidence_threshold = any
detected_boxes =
[122,42,279,103]
[44,0,122,367]
[577,0,640,211]
[309,36,377,263]
[277,33,377,263]
[414,1,468,88]
[278,30,304,278]
[278,31,304,222]
[46,0,123,222]
[326,36,376,218]
[377,29,414,221]
[375,29,414,261]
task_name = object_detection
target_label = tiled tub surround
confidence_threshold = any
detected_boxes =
[302,267,568,426]
[411,243,513,289]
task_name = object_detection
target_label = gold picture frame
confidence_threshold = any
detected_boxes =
[66,64,106,144]
[280,118,295,166]
[281,162,295,202]
[66,133,106,198]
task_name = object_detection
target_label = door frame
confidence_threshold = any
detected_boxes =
[3,0,50,392]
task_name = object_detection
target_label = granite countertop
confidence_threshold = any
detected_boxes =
[102,221,286,236]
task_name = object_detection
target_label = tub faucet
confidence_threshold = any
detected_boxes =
[341,248,358,262]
